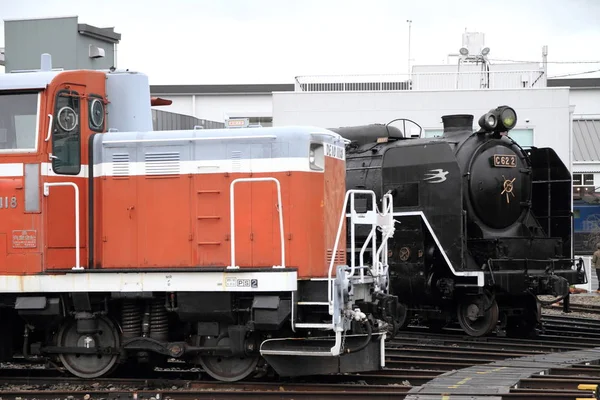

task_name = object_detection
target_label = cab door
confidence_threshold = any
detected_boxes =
[43,84,88,270]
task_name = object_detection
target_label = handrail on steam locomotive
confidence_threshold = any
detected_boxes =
[229,177,285,269]
[385,118,423,139]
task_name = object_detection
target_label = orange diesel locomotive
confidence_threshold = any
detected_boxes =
[0,55,398,381]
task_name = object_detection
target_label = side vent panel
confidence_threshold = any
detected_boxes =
[326,249,345,266]
[145,151,181,176]
[231,151,242,172]
[112,153,130,177]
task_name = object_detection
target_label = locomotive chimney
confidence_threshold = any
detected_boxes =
[441,114,474,137]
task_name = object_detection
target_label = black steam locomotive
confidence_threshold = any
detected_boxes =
[331,106,587,337]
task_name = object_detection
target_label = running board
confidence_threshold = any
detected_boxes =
[259,333,386,377]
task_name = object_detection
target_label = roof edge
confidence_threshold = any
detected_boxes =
[150,83,295,95]
[548,77,600,89]
[77,23,121,43]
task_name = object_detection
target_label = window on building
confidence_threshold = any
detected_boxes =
[248,117,273,128]
[507,129,533,147]
[422,128,534,147]
[573,173,596,199]
[424,129,443,138]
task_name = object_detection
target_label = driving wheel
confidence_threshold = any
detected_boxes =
[456,297,499,337]
[57,316,121,378]
[198,336,260,382]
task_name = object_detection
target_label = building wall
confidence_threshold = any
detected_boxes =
[5,17,78,71]
[150,94,273,124]
[272,87,573,167]
[74,34,116,70]
[4,16,116,72]
[152,109,224,130]
[571,90,600,116]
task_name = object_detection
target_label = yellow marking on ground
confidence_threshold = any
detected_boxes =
[448,376,472,388]
[476,366,507,374]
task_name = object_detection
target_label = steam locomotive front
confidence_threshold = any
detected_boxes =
[450,108,584,295]
[448,111,533,237]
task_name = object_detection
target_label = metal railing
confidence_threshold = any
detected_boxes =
[294,70,546,92]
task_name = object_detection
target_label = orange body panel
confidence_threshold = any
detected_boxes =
[99,164,346,278]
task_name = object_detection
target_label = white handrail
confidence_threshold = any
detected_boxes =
[374,193,394,278]
[229,177,285,269]
[328,189,378,311]
[44,114,53,142]
[43,182,83,270]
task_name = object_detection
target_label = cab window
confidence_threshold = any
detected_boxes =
[0,92,39,152]
[52,90,81,175]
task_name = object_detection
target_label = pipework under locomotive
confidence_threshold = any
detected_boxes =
[334,106,586,337]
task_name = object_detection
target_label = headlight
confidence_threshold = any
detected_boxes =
[478,112,498,131]
[499,107,517,130]
[477,105,518,134]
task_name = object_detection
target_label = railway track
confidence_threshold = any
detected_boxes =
[2,313,600,399]
[547,301,600,315]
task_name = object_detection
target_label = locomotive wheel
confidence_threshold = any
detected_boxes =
[57,316,120,378]
[456,298,499,337]
[198,336,260,382]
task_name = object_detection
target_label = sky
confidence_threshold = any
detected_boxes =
[1,0,600,85]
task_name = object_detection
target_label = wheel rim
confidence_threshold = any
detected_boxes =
[57,316,120,378]
[457,299,499,337]
[198,337,259,382]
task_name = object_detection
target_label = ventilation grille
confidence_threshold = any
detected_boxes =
[145,151,180,175]
[326,249,345,265]
[112,153,130,177]
[231,151,242,172]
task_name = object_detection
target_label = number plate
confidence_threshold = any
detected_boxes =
[492,154,516,168]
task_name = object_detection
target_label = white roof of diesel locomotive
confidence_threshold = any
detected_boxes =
[100,126,345,146]
[0,70,62,91]
[96,126,346,163]
[0,65,144,92]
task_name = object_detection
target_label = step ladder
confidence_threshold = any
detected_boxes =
[261,189,395,358]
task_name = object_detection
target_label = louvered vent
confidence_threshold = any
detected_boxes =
[145,151,180,175]
[326,249,345,265]
[231,151,242,171]
[112,153,130,177]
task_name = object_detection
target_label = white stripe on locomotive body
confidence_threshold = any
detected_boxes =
[0,270,298,293]
[0,163,28,177]
[0,158,328,178]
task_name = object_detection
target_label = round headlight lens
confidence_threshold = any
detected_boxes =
[501,108,517,129]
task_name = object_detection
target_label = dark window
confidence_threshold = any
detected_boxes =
[88,94,105,132]
[52,90,81,175]
[573,173,597,200]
